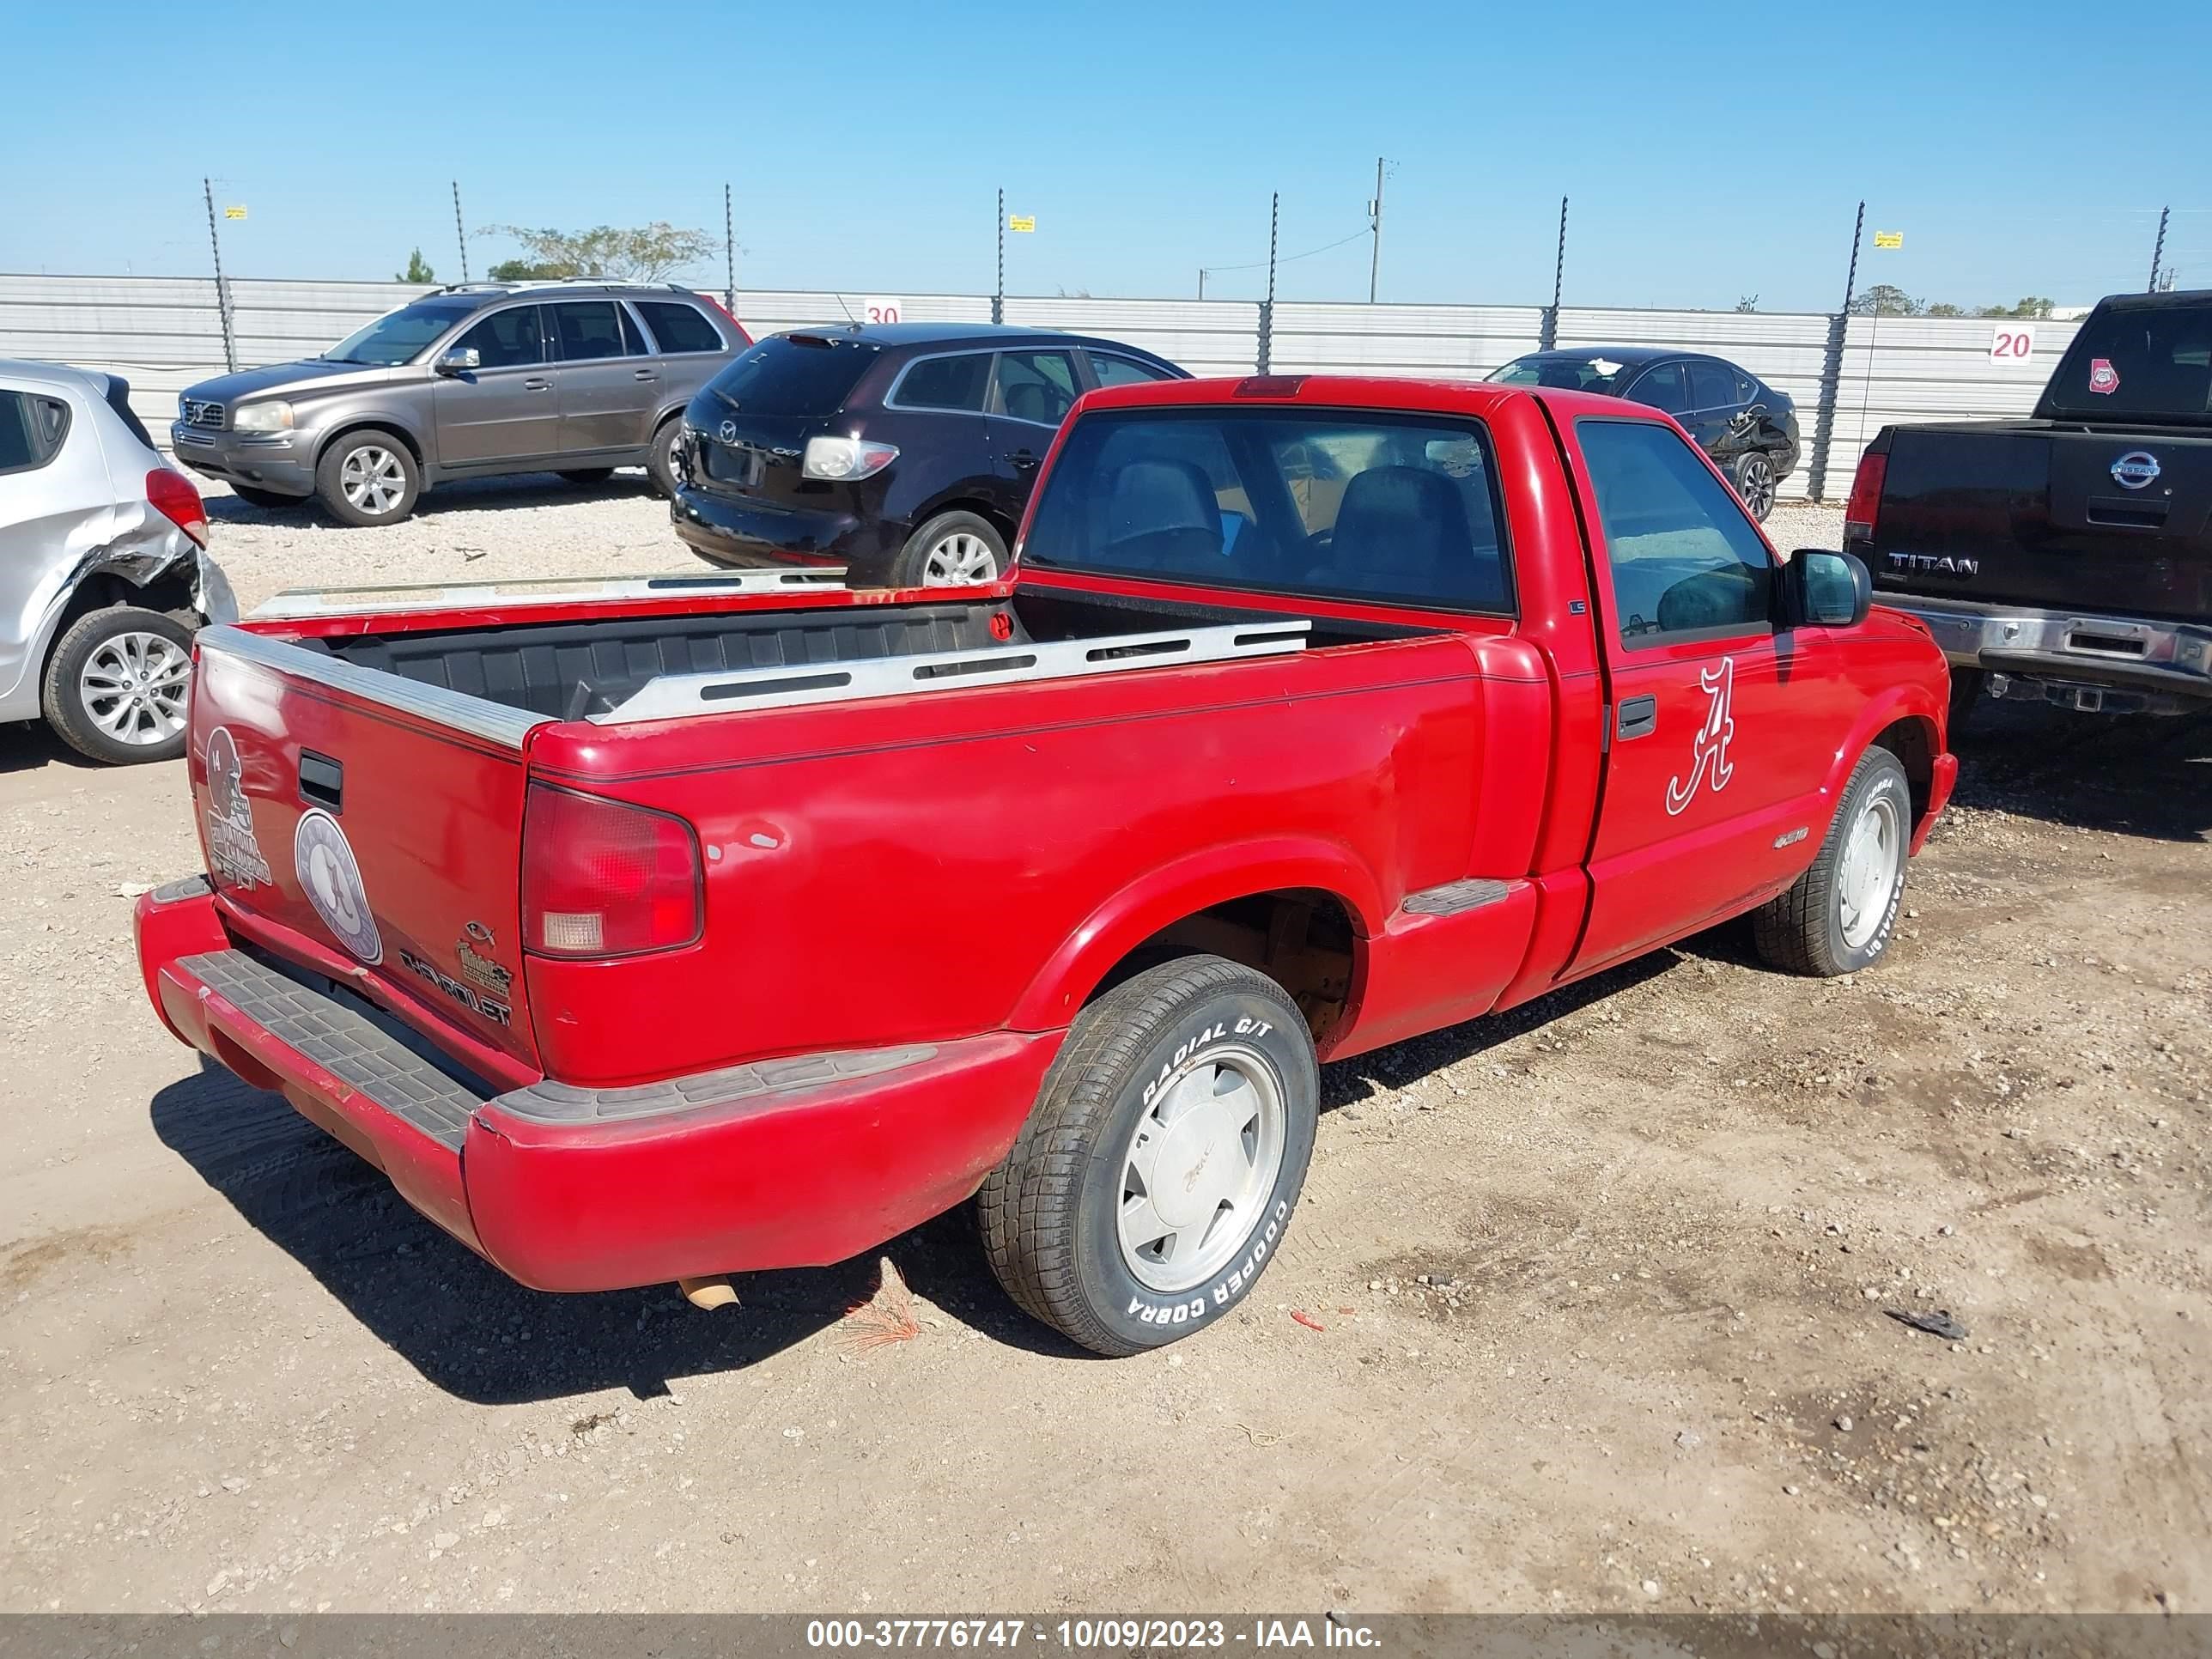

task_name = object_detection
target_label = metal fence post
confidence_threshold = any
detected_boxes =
[993,189,1005,325]
[1256,191,1278,373]
[202,179,237,374]
[1538,195,1567,350]
[1805,200,1865,503]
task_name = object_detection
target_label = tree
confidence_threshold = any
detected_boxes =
[395,247,435,283]
[1850,283,1922,317]
[486,258,567,283]
[1735,295,1759,313]
[478,222,717,283]
[1923,302,1966,318]
[1977,296,2055,319]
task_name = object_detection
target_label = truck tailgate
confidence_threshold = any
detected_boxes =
[190,626,542,1076]
[1875,422,2212,620]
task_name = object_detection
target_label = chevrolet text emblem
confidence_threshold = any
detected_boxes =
[2111,451,2160,490]
[718,419,738,442]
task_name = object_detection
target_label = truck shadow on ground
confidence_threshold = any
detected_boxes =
[1951,699,2212,842]
[204,471,659,528]
[151,954,1687,1401]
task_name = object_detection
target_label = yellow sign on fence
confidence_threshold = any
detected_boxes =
[1872,229,1902,249]
[1007,214,1036,233]
[223,206,247,221]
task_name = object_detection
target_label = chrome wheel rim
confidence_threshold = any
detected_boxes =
[1118,1040,1286,1294]
[80,630,191,746]
[339,445,407,515]
[1739,455,1776,518]
[1837,789,1904,951]
[921,531,1000,586]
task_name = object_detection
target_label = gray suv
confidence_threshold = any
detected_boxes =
[170,281,749,525]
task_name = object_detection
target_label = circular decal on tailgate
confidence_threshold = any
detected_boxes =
[294,808,381,964]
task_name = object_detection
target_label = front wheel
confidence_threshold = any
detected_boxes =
[1731,451,1778,521]
[1753,745,1911,976]
[40,605,197,764]
[978,956,1319,1355]
[891,511,1007,587]
[314,430,420,526]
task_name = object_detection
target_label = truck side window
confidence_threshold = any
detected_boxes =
[1023,410,1511,614]
[1576,418,1773,645]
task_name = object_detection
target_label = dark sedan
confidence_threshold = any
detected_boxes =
[1489,347,1800,520]
[671,322,1186,586]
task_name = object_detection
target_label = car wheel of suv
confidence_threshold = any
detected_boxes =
[41,605,196,765]
[228,484,302,511]
[647,419,684,499]
[977,955,1319,1355]
[315,431,420,526]
[893,511,1007,587]
[1731,451,1778,521]
[1753,745,1911,977]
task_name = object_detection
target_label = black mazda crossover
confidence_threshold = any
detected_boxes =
[1489,346,1801,520]
[670,322,1186,586]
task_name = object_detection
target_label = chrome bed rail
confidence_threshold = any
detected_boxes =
[594,619,1313,725]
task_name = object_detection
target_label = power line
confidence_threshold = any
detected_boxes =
[1200,225,1368,276]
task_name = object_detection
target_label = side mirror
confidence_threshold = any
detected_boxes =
[1780,549,1871,629]
[434,346,481,376]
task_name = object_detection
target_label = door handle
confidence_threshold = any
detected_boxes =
[1615,695,1658,740]
[298,750,343,813]
[523,377,551,392]
[1010,449,1039,471]
[633,369,658,382]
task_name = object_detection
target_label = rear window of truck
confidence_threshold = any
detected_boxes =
[2040,301,2212,424]
[1023,408,1511,613]
[701,334,879,417]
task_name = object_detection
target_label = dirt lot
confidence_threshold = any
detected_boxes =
[2,481,2207,1616]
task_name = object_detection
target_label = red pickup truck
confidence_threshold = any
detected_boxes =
[135,374,1955,1354]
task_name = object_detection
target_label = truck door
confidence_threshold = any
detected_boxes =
[1561,415,1844,974]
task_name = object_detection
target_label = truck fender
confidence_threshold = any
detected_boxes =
[1006,836,1388,1032]
[1819,684,1945,838]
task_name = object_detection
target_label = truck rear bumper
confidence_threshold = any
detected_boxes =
[137,883,1062,1292]
[1881,595,2212,703]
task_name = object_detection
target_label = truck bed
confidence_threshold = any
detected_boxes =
[288,588,1437,721]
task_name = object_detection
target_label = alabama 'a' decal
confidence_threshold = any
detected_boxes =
[1666,657,1736,816]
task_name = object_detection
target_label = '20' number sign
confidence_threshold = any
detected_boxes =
[1990,325,2036,362]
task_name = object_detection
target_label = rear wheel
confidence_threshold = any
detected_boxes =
[40,605,196,765]
[1753,746,1911,976]
[646,418,684,498]
[556,468,615,487]
[891,510,1007,587]
[1731,451,1778,521]
[314,430,420,526]
[978,956,1319,1355]
[228,484,302,511]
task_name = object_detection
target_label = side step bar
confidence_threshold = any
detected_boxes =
[597,619,1314,724]
[252,568,848,620]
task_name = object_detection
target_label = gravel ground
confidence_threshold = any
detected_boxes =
[3,485,2207,1618]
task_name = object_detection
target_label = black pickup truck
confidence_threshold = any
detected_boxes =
[1846,289,2212,719]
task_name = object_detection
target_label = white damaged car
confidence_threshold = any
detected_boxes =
[0,360,236,763]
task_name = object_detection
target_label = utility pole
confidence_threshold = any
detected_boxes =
[2148,204,2170,293]
[994,188,1006,325]
[1367,156,1385,303]
[1198,268,1206,301]
[451,181,469,283]
[202,178,236,373]
[724,182,737,313]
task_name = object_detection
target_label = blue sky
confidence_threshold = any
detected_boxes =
[8,0,2208,313]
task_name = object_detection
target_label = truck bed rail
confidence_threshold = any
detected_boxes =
[252,568,848,620]
[594,619,1313,724]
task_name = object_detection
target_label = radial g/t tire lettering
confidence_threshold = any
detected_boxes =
[1753,745,1912,977]
[977,955,1319,1355]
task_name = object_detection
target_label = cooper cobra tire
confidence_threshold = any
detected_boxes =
[1753,745,1911,977]
[977,955,1319,1356]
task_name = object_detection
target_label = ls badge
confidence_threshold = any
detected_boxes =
[1666,657,1736,817]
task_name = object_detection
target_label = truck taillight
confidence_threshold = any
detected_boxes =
[521,785,702,958]
[146,467,208,547]
[1844,452,1886,546]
